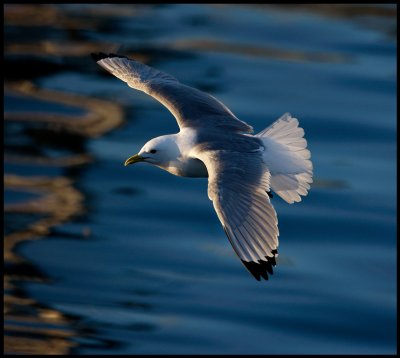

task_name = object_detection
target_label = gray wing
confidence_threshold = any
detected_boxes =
[92,53,253,133]
[196,149,279,281]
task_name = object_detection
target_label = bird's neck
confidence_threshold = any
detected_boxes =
[157,130,207,178]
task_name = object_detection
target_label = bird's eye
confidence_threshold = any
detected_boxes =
[150,149,157,154]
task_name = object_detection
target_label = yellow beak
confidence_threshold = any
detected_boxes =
[124,154,145,166]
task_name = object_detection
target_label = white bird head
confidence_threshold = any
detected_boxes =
[124,134,180,168]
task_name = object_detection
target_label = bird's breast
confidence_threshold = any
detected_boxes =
[164,157,208,178]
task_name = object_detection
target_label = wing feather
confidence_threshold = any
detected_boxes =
[92,53,253,133]
[196,150,279,280]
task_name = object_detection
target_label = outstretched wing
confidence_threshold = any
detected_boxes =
[92,53,253,133]
[196,149,279,281]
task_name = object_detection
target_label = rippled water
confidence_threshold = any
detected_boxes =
[4,4,396,354]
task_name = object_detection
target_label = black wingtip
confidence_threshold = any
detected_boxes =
[241,260,265,281]
[90,52,128,62]
[241,250,278,282]
[223,225,278,282]
[266,252,278,267]
[91,52,107,62]
[260,259,274,275]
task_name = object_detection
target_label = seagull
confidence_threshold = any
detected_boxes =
[92,52,313,281]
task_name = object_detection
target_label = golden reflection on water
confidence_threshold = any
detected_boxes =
[4,175,85,354]
[5,82,124,138]
[3,84,123,353]
[4,175,84,262]
[4,5,125,352]
[4,281,78,355]
[3,98,120,353]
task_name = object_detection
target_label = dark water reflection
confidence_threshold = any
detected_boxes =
[4,4,396,354]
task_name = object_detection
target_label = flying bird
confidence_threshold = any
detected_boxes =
[92,52,313,281]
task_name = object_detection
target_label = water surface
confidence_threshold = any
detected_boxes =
[4,4,396,355]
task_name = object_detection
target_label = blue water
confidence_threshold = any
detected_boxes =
[5,4,396,354]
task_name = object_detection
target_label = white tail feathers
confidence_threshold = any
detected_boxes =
[256,113,313,204]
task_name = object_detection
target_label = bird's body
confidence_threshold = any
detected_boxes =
[147,128,264,178]
[92,52,313,281]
